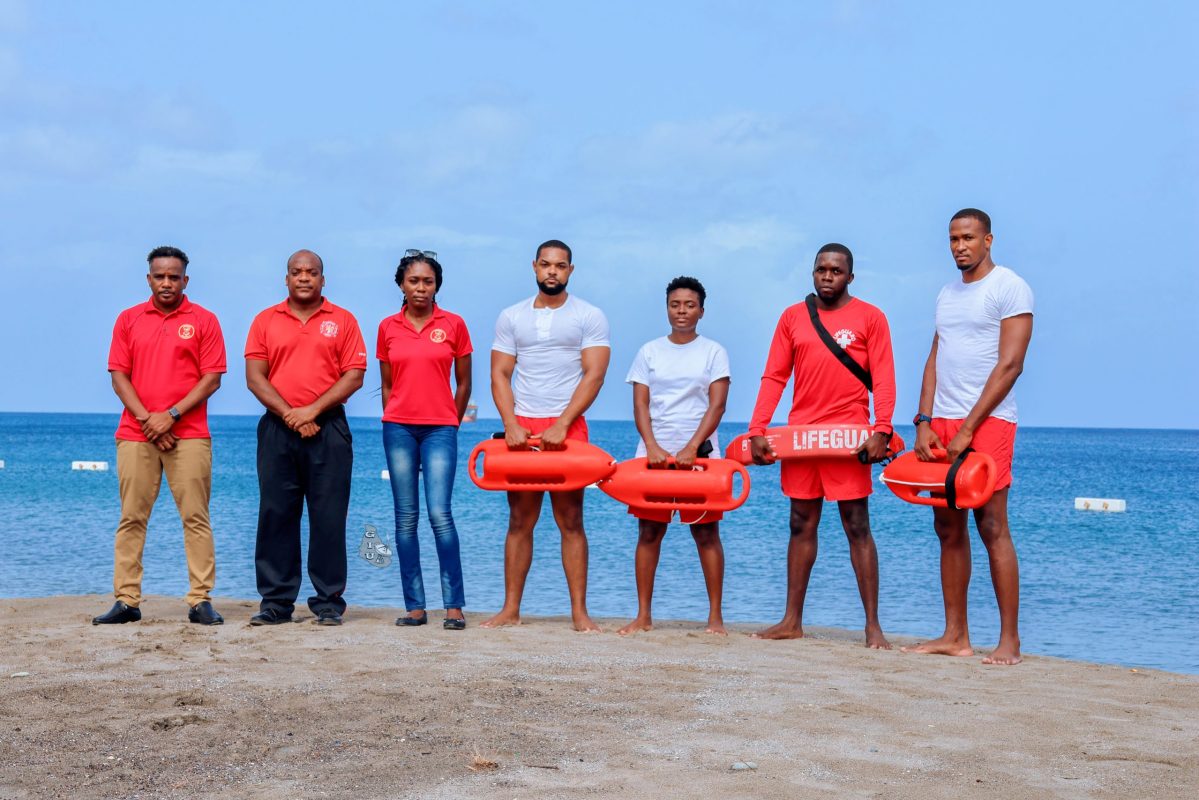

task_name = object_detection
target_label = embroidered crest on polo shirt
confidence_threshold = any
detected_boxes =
[319,321,339,338]
[833,328,856,349]
[177,324,195,340]
[430,328,447,343]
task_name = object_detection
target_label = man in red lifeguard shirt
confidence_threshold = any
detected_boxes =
[93,246,226,626]
[245,249,367,627]
[748,243,896,648]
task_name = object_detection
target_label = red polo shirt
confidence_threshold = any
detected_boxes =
[377,306,472,426]
[244,298,368,408]
[108,296,227,441]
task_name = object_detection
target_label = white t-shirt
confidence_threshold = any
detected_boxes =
[933,265,1034,423]
[492,294,610,417]
[626,335,731,456]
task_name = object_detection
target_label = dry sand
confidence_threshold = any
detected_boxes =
[0,595,1195,799]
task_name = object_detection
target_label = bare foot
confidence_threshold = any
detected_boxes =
[704,620,728,636]
[572,612,602,633]
[865,625,892,650]
[479,609,521,629]
[617,617,653,636]
[901,635,973,657]
[750,620,804,640]
[982,639,1022,665]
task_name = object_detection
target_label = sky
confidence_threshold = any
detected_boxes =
[1,1,1196,428]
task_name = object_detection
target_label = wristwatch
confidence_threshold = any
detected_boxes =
[912,413,933,427]
[167,407,182,422]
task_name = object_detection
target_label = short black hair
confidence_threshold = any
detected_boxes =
[147,246,189,269]
[814,242,853,273]
[951,208,992,233]
[395,253,444,294]
[535,239,572,264]
[666,275,706,308]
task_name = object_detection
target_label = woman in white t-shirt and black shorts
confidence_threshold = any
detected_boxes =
[617,276,731,636]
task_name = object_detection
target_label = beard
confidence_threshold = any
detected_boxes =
[537,279,568,296]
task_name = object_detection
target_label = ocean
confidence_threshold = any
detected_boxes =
[0,412,1195,674]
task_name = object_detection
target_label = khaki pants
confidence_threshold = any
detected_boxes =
[114,439,215,607]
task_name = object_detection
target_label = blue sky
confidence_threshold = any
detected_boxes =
[1,1,1195,428]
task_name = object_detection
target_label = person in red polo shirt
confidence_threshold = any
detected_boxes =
[93,246,227,626]
[244,249,367,627]
[377,250,473,630]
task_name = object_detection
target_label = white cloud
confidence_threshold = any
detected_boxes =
[385,103,528,184]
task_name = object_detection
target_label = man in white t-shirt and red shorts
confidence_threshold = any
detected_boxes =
[905,208,1034,666]
[481,240,611,632]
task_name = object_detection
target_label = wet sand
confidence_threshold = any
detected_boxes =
[0,595,1195,799]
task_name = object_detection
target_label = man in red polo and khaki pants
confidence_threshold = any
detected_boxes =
[94,246,226,626]
[245,249,366,627]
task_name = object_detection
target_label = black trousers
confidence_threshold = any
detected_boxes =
[255,407,352,615]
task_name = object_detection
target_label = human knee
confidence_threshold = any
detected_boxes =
[427,508,457,537]
[976,514,1011,545]
[637,521,666,544]
[932,513,967,543]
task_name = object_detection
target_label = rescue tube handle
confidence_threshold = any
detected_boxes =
[729,462,751,509]
[943,447,974,510]
[489,431,543,449]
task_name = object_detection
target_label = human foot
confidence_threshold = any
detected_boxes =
[982,639,1022,665]
[479,609,521,629]
[865,625,892,650]
[901,635,973,657]
[617,617,653,636]
[705,620,728,636]
[572,612,602,633]
[750,620,803,640]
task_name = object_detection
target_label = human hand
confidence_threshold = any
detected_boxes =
[298,422,321,438]
[854,432,890,463]
[283,405,319,431]
[141,411,175,440]
[945,426,974,462]
[645,443,671,469]
[539,421,569,451]
[674,444,699,469]
[914,424,943,461]
[749,435,776,465]
[154,431,178,451]
[504,422,531,450]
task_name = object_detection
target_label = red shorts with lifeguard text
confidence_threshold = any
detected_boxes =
[780,457,872,501]
[515,414,589,443]
[931,417,1017,491]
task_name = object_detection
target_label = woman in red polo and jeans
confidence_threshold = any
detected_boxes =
[377,250,472,630]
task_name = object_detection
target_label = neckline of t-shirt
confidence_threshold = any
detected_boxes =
[662,334,705,348]
[532,295,571,312]
[956,264,1007,289]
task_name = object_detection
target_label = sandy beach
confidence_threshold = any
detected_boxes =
[0,596,1195,799]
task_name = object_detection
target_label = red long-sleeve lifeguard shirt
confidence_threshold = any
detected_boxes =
[749,297,896,437]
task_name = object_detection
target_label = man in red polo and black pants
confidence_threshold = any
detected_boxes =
[245,249,366,626]
[94,245,226,626]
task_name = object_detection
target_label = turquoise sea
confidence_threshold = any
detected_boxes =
[0,412,1195,673]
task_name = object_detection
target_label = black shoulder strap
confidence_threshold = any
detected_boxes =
[944,447,974,510]
[805,294,872,392]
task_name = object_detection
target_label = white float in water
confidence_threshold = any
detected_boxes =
[71,461,109,471]
[0,459,5,469]
[381,470,390,480]
[1074,497,1126,513]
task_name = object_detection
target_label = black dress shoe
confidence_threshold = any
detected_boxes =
[188,601,224,626]
[396,613,427,627]
[313,610,343,626]
[443,616,466,631]
[249,608,293,626]
[92,601,141,625]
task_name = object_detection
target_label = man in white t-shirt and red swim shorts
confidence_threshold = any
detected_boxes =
[905,208,1034,666]
[481,240,611,633]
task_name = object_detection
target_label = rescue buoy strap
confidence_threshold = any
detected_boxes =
[805,294,873,392]
[944,447,974,510]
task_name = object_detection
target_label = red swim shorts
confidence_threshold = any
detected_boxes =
[515,414,589,443]
[780,457,872,501]
[930,417,1017,491]
[628,506,723,524]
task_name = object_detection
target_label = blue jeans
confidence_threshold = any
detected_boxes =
[382,423,465,611]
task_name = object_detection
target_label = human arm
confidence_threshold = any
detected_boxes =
[676,377,730,469]
[943,314,1033,460]
[748,311,794,464]
[453,353,473,423]
[852,310,897,462]
[281,369,366,430]
[540,345,610,450]
[141,373,223,440]
[632,382,671,467]
[491,350,530,449]
[913,334,943,460]
[379,362,393,410]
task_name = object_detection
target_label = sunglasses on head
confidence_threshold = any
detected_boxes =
[404,249,438,260]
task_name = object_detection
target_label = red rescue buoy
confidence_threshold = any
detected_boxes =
[597,458,751,513]
[725,425,905,464]
[880,449,997,509]
[468,436,616,492]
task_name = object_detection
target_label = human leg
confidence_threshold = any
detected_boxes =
[617,518,668,635]
[753,498,822,639]
[974,488,1021,665]
[690,521,726,635]
[112,441,163,608]
[480,490,543,628]
[902,505,974,656]
[303,412,352,617]
[254,413,304,617]
[420,425,465,620]
[384,423,426,617]
[161,438,216,607]
[550,489,599,632]
[836,498,890,648]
